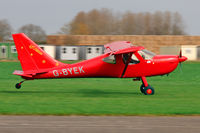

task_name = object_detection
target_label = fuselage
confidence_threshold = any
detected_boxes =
[25,51,186,80]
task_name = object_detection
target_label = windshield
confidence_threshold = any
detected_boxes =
[138,49,156,59]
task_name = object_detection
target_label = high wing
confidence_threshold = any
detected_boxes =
[104,41,144,55]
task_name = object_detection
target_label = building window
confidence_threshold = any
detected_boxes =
[72,48,76,54]
[96,48,100,53]
[1,46,6,53]
[11,46,17,53]
[62,47,67,53]
[185,49,191,54]
[87,48,91,53]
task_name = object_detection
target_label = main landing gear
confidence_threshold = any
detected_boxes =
[15,80,25,89]
[135,77,155,95]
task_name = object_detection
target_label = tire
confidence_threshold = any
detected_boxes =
[144,85,154,95]
[140,84,145,93]
[15,83,21,89]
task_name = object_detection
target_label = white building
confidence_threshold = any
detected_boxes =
[85,46,104,60]
[57,46,79,60]
[181,45,200,60]
[39,45,56,59]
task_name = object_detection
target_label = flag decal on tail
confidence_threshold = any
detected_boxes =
[29,44,43,55]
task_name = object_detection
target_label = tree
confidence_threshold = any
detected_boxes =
[69,11,90,35]
[18,24,46,42]
[0,19,12,40]
[162,11,172,35]
[59,23,70,34]
[135,13,145,35]
[144,12,153,35]
[71,23,90,35]
[152,11,164,35]
[120,12,136,35]
[172,12,185,35]
[61,9,187,35]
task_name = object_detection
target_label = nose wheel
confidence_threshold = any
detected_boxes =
[140,84,155,95]
[140,77,155,95]
[15,80,25,89]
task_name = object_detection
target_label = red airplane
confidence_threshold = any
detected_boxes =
[13,33,187,95]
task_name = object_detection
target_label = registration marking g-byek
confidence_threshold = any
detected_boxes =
[53,66,85,77]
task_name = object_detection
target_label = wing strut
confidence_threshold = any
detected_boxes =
[121,53,133,78]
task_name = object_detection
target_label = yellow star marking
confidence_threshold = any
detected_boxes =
[30,53,33,56]
[56,62,59,66]
[42,60,46,64]
[21,46,23,49]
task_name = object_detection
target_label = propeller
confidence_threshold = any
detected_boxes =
[179,50,183,72]
[179,49,182,58]
[178,49,187,72]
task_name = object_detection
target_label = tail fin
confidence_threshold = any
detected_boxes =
[13,33,65,74]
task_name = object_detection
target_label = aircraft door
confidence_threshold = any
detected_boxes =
[121,53,146,77]
[0,46,7,59]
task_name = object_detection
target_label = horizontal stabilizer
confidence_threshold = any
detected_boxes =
[13,70,33,78]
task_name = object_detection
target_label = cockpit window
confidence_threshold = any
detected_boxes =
[103,55,116,64]
[138,49,156,60]
[122,53,140,64]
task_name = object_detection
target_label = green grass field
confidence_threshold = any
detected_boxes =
[0,61,200,115]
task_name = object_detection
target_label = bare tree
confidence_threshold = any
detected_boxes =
[18,24,46,42]
[152,11,164,35]
[144,12,153,35]
[59,23,70,34]
[61,9,187,35]
[120,12,136,35]
[135,13,146,35]
[172,12,185,35]
[162,11,172,35]
[0,19,12,40]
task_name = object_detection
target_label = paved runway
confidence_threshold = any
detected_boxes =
[0,116,199,133]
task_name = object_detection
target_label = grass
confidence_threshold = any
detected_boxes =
[0,61,200,115]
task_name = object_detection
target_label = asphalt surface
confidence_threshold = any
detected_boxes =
[0,116,199,133]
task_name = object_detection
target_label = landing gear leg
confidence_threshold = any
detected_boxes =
[15,80,25,89]
[140,77,154,95]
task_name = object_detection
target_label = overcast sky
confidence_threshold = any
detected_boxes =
[0,0,200,35]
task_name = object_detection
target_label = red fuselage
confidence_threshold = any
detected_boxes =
[25,52,185,80]
[12,34,188,95]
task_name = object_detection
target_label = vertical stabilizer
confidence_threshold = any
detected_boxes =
[13,33,65,74]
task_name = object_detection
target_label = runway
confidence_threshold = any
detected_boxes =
[0,116,199,133]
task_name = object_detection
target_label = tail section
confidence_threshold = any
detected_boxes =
[13,33,65,74]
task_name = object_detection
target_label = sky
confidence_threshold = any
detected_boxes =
[0,0,200,35]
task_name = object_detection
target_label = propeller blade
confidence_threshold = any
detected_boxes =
[179,49,182,58]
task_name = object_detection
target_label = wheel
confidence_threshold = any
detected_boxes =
[144,85,154,95]
[15,83,21,89]
[140,84,145,93]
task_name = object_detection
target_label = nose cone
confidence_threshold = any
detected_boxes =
[179,56,187,62]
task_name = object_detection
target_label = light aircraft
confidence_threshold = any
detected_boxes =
[13,33,187,95]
